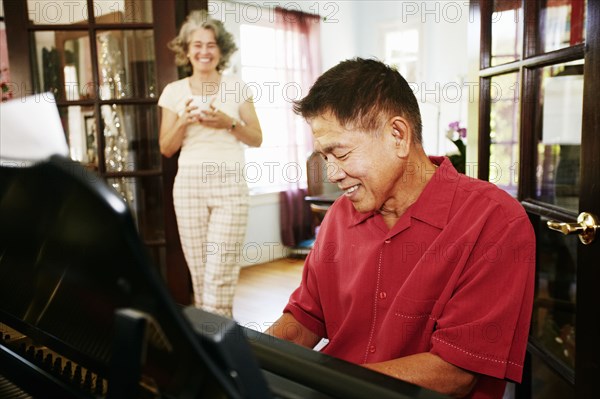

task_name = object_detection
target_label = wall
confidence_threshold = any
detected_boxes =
[241,191,288,266]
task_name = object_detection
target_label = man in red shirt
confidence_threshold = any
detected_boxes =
[268,58,535,398]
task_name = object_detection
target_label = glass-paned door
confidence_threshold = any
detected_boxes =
[474,0,599,397]
[21,0,166,273]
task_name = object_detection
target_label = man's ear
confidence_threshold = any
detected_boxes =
[390,117,411,158]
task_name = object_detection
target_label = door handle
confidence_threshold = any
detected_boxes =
[547,212,599,245]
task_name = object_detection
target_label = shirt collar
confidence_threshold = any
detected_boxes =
[409,156,459,229]
[347,156,459,229]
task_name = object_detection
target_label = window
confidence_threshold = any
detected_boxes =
[383,27,420,84]
[240,22,307,192]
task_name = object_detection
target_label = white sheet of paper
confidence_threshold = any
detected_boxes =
[0,93,69,163]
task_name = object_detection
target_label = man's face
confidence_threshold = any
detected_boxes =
[311,114,405,214]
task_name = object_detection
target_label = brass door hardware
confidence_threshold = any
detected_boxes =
[547,212,599,245]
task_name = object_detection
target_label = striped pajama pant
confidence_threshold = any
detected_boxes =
[173,163,249,318]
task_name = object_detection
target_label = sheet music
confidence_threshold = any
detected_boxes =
[0,93,69,164]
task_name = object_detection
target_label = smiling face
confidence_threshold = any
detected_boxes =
[312,113,410,214]
[187,28,221,73]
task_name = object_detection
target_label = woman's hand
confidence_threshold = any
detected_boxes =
[159,98,201,158]
[179,98,201,125]
[175,98,262,148]
[198,104,236,130]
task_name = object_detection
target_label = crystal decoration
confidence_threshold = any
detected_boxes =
[97,32,134,205]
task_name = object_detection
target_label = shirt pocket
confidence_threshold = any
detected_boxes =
[391,296,438,354]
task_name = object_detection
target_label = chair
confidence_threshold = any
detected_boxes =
[305,151,342,233]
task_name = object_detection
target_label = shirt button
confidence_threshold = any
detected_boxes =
[384,239,391,244]
[379,291,387,299]
[369,345,376,353]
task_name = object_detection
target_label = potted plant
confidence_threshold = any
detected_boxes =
[446,121,466,174]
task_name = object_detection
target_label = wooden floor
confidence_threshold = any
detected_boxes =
[233,257,304,333]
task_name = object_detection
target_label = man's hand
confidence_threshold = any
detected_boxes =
[364,352,478,398]
[266,312,322,349]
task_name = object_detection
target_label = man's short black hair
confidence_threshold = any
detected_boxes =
[294,57,423,144]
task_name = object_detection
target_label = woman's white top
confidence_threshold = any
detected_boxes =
[158,75,249,167]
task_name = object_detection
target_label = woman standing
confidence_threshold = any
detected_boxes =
[158,11,262,317]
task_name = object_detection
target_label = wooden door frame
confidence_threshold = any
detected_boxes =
[155,0,209,305]
[575,1,600,395]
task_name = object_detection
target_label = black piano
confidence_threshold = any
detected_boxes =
[0,156,446,399]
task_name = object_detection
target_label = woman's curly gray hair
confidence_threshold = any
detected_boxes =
[168,10,238,72]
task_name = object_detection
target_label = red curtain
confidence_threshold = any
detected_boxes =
[275,7,322,247]
[0,21,14,102]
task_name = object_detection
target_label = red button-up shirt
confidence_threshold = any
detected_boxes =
[284,157,535,398]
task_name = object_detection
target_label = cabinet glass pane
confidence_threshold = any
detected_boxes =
[27,0,89,25]
[93,0,153,23]
[106,176,164,243]
[96,30,157,100]
[489,72,520,196]
[535,61,583,212]
[31,31,95,101]
[531,351,576,398]
[101,104,160,172]
[541,0,587,53]
[533,216,577,371]
[491,0,523,66]
[57,105,98,167]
